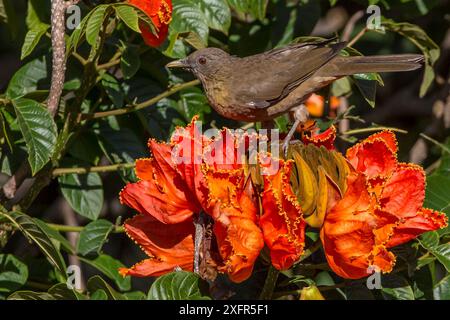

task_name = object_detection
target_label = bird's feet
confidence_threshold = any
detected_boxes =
[282,104,309,157]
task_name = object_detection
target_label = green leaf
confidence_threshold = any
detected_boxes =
[87,275,127,300]
[115,4,141,34]
[21,24,49,60]
[121,46,141,80]
[431,243,450,272]
[382,19,440,97]
[0,211,66,275]
[419,231,440,249]
[12,98,57,175]
[433,274,450,300]
[77,219,114,256]
[147,271,211,300]
[178,87,211,121]
[80,255,130,291]
[353,75,377,108]
[381,275,415,300]
[34,218,74,254]
[8,291,56,300]
[199,0,231,34]
[86,5,109,46]
[58,170,104,221]
[0,254,28,299]
[6,56,49,99]
[101,73,125,108]
[48,283,86,300]
[90,289,108,300]
[227,0,268,21]
[424,139,450,235]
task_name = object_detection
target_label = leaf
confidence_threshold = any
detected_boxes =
[381,275,415,300]
[21,23,49,60]
[7,291,56,300]
[87,275,126,300]
[0,211,66,275]
[12,98,57,175]
[76,219,114,256]
[48,283,86,300]
[419,231,440,249]
[147,271,211,300]
[58,170,104,221]
[433,274,450,300]
[90,289,108,300]
[0,254,28,299]
[430,243,450,272]
[80,255,130,291]
[178,87,211,121]
[115,4,141,34]
[121,46,141,80]
[101,73,125,108]
[353,75,377,108]
[34,218,74,254]
[424,139,450,235]
[86,5,108,46]
[6,56,49,99]
[382,19,440,97]
[227,0,268,21]
[199,0,231,34]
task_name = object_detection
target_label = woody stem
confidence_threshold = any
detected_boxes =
[193,212,205,275]
[259,265,279,300]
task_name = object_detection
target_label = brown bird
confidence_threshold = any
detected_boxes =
[166,39,423,138]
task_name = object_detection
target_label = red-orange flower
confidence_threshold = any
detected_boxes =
[321,131,448,279]
[260,158,306,270]
[119,118,264,282]
[128,0,172,47]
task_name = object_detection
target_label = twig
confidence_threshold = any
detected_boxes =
[341,10,364,42]
[343,127,408,135]
[347,27,368,48]
[47,223,124,233]
[79,79,200,120]
[52,163,135,177]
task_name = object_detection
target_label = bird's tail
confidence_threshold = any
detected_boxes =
[329,54,424,76]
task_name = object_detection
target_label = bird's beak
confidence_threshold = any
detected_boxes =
[166,59,189,69]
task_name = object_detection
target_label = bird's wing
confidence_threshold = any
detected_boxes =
[235,40,346,107]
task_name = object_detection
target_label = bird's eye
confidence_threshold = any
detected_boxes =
[198,57,207,65]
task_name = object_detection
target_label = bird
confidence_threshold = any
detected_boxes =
[166,39,424,149]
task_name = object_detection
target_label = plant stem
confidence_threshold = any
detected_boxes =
[79,79,200,120]
[47,223,124,233]
[259,265,280,300]
[299,239,322,262]
[52,163,135,176]
[348,27,368,47]
[343,126,408,135]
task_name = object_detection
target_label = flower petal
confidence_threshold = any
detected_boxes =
[303,126,336,150]
[261,160,305,270]
[387,208,448,248]
[346,139,397,181]
[120,214,194,277]
[211,179,264,283]
[380,163,425,219]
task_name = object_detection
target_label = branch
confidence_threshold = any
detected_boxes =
[47,0,70,116]
[341,10,364,42]
[79,80,200,121]
[52,163,135,177]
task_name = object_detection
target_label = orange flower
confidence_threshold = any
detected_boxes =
[128,0,172,47]
[260,159,306,270]
[302,126,336,150]
[120,118,264,282]
[304,94,341,117]
[321,131,448,279]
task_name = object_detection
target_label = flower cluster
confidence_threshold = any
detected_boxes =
[128,0,172,47]
[119,118,447,282]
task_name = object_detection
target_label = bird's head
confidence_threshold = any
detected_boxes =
[166,48,230,79]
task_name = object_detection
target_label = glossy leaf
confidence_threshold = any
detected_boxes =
[147,271,211,300]
[0,254,28,299]
[76,219,114,256]
[80,255,130,291]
